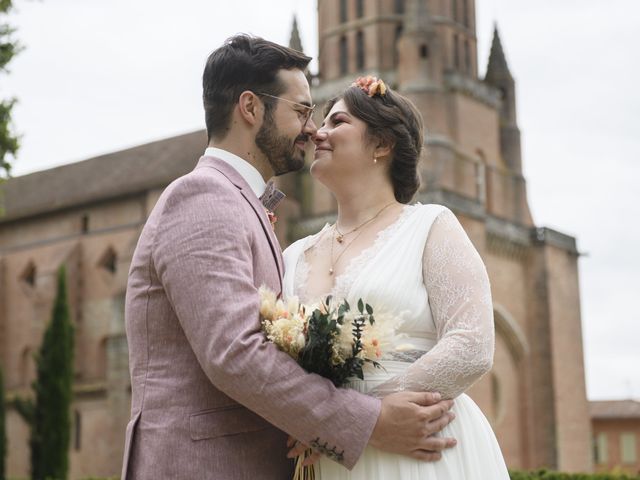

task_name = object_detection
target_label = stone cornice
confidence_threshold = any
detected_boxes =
[532,227,579,255]
[444,71,501,108]
[288,188,578,258]
[321,15,404,38]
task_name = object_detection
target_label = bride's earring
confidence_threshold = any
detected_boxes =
[373,155,378,164]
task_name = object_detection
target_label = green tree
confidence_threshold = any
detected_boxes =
[0,367,6,480]
[15,266,75,480]
[0,0,21,179]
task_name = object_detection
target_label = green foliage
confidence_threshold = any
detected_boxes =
[27,266,75,480]
[509,470,640,480]
[298,296,381,387]
[0,0,21,180]
[0,368,6,480]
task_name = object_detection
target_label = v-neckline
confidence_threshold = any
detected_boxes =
[294,204,416,303]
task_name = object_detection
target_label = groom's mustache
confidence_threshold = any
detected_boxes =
[295,134,310,144]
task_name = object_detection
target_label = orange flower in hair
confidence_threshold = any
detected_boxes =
[352,76,387,97]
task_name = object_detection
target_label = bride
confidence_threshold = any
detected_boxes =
[282,77,510,479]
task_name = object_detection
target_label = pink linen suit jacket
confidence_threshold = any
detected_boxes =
[121,156,381,479]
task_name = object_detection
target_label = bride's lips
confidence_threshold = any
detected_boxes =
[314,146,332,155]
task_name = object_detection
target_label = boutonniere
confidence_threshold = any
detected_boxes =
[265,209,277,229]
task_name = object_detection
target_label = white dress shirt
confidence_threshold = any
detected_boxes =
[204,147,266,199]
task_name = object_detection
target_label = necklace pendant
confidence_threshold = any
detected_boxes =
[329,268,334,275]
[336,235,344,243]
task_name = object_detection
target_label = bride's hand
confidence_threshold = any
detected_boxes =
[286,436,322,466]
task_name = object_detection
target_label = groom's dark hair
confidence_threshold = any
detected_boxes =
[203,34,311,142]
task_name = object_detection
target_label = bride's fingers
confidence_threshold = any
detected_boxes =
[421,435,457,452]
[411,450,443,462]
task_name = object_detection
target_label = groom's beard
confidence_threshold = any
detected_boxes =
[256,114,307,176]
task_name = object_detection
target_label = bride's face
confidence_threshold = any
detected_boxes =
[310,99,376,185]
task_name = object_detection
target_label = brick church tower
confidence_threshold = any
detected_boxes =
[277,0,593,471]
[0,1,593,476]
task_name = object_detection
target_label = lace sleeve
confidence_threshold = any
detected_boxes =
[369,208,495,399]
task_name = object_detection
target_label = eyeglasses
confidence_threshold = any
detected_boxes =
[257,92,316,127]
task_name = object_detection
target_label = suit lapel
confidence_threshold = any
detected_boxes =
[196,156,284,291]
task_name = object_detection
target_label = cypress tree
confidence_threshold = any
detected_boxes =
[30,266,75,480]
[0,367,6,480]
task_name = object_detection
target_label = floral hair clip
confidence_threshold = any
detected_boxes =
[352,76,387,97]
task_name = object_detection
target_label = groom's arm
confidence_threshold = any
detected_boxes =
[154,175,454,467]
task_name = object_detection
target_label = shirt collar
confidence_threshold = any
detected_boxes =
[204,147,266,199]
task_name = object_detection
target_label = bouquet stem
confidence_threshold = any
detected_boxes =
[292,448,315,480]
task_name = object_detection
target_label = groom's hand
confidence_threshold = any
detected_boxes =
[286,436,322,466]
[369,391,457,461]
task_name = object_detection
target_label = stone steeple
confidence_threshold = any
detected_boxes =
[485,25,512,83]
[289,15,303,52]
[485,25,516,124]
[484,25,522,174]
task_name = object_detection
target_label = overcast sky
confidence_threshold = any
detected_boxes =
[2,0,639,401]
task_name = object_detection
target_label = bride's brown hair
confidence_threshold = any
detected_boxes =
[323,85,424,204]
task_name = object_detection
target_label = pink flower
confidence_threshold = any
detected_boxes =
[352,76,387,97]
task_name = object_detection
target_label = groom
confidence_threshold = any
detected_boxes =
[121,34,456,479]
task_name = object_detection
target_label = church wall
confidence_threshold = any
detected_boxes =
[485,251,529,332]
[2,240,79,388]
[0,213,80,250]
[452,92,501,164]
[69,397,115,479]
[1,198,143,478]
[6,409,29,476]
[491,332,525,468]
[545,244,593,471]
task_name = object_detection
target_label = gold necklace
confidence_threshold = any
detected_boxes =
[329,202,396,275]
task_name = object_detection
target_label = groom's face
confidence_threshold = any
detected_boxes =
[255,69,316,176]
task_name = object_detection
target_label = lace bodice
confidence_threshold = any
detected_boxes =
[282,204,494,399]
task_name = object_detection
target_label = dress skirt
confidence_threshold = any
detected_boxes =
[316,361,510,480]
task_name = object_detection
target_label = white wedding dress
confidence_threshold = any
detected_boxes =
[282,203,510,479]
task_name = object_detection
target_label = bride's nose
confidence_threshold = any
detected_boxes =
[312,129,328,145]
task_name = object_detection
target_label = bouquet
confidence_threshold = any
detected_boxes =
[259,287,402,479]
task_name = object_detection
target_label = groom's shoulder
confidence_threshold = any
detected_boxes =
[163,164,237,200]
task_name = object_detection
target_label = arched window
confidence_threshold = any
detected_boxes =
[463,0,470,26]
[20,261,37,287]
[81,214,89,234]
[74,410,82,451]
[97,337,109,380]
[420,44,429,59]
[491,373,503,425]
[453,34,460,69]
[339,35,348,75]
[356,31,365,70]
[356,0,364,18]
[464,40,471,73]
[20,347,35,386]
[394,24,403,66]
[98,246,118,274]
[475,149,487,205]
[340,0,348,23]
